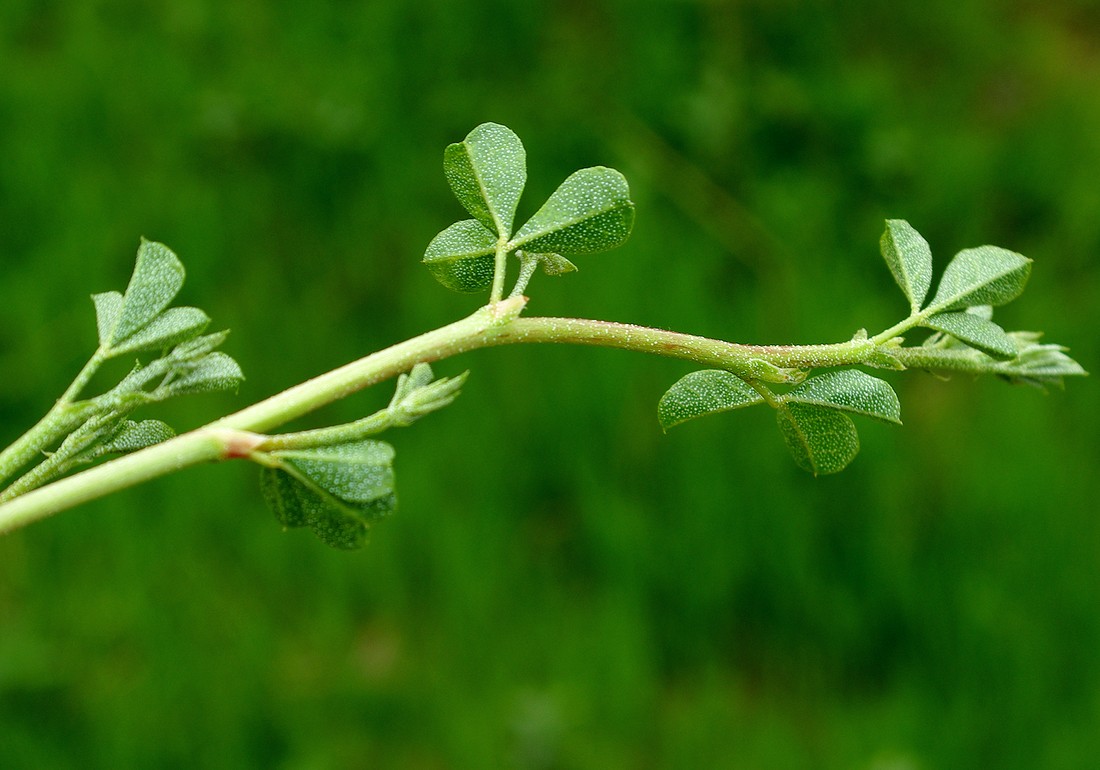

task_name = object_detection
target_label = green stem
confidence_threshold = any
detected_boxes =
[0,301,906,534]
[488,238,510,304]
[0,349,106,488]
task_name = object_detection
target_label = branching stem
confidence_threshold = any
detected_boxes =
[0,298,1068,535]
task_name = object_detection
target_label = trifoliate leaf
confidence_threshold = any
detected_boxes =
[259,439,398,550]
[422,219,498,293]
[444,122,527,237]
[776,403,860,475]
[95,419,176,456]
[110,239,186,344]
[658,370,764,430]
[927,246,1031,312]
[165,352,244,396]
[784,370,902,424]
[923,311,1017,360]
[880,219,933,311]
[511,167,635,255]
[108,307,211,356]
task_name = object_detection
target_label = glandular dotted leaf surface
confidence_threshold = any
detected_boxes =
[444,122,527,237]
[422,219,498,293]
[260,439,398,550]
[278,440,395,506]
[97,420,176,455]
[658,370,763,430]
[784,370,902,424]
[511,167,635,255]
[111,239,186,344]
[109,307,211,356]
[928,246,1031,311]
[166,352,244,396]
[924,311,1017,360]
[777,403,860,475]
[880,219,933,311]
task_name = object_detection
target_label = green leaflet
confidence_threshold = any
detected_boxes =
[924,311,1017,360]
[260,439,398,550]
[880,219,933,311]
[422,219,498,293]
[444,122,526,237]
[109,239,186,345]
[278,440,396,505]
[163,352,244,396]
[108,307,211,356]
[511,167,635,255]
[658,370,763,430]
[999,333,1087,387]
[92,291,124,346]
[784,370,902,424]
[927,246,1031,312]
[94,420,175,456]
[776,403,860,476]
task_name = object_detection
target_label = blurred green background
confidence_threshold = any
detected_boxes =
[1,1,1098,767]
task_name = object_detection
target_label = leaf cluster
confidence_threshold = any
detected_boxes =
[255,364,466,549]
[423,123,635,295]
[0,241,243,501]
[659,220,1084,474]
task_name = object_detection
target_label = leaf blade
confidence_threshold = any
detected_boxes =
[444,122,526,237]
[511,167,635,255]
[422,219,498,293]
[112,239,186,344]
[776,403,860,475]
[924,311,1017,360]
[928,246,1031,312]
[109,307,211,357]
[880,219,933,311]
[658,370,764,430]
[785,370,902,424]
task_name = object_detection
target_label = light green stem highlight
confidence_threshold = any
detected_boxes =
[0,299,1018,535]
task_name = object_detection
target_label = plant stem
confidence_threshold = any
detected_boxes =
[0,349,106,488]
[0,300,941,534]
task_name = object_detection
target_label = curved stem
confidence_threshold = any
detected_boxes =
[0,301,912,534]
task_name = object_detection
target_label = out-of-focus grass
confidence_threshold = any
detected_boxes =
[1,2,1097,767]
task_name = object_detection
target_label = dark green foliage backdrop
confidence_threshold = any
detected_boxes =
[1,1,1098,767]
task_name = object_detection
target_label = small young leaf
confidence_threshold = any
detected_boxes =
[171,330,232,360]
[95,419,176,456]
[111,239,186,344]
[534,252,578,276]
[998,332,1087,388]
[92,291,124,346]
[924,311,1017,360]
[422,219,498,293]
[109,307,211,356]
[444,122,527,237]
[511,167,635,255]
[880,219,933,311]
[784,370,902,424]
[165,352,244,396]
[927,246,1031,312]
[658,370,764,430]
[776,403,860,475]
